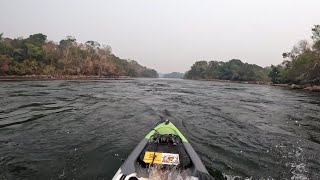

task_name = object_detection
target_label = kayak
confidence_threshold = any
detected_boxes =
[112,120,214,180]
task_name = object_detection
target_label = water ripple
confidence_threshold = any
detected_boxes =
[0,79,319,179]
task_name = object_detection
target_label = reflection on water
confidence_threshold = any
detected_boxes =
[0,79,320,179]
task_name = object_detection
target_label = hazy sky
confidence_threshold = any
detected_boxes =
[1,0,319,73]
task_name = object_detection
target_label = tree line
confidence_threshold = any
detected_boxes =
[185,59,269,82]
[185,25,320,85]
[0,33,158,78]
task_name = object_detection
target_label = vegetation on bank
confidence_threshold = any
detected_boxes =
[268,25,320,85]
[185,25,320,87]
[185,59,269,82]
[0,33,158,78]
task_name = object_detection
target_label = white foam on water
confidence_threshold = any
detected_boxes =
[224,174,276,180]
[222,143,310,180]
[144,165,197,180]
[288,146,309,180]
[276,142,309,180]
[289,162,308,180]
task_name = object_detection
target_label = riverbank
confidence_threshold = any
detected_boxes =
[272,83,320,92]
[191,78,270,85]
[192,78,275,86]
[188,78,320,92]
[0,74,132,80]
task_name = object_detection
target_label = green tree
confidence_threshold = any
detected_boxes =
[59,36,76,68]
[185,61,208,79]
[185,59,269,81]
[312,25,320,41]
[268,65,281,83]
[26,33,47,46]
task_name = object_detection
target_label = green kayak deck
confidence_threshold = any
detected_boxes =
[145,121,188,142]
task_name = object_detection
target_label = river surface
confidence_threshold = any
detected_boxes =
[0,79,320,180]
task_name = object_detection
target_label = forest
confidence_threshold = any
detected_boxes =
[0,33,158,78]
[185,25,320,86]
[185,59,269,82]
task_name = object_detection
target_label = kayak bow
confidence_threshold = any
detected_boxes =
[112,120,214,180]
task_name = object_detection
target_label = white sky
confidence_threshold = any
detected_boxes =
[1,0,319,73]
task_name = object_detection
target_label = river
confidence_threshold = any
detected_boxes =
[0,79,320,179]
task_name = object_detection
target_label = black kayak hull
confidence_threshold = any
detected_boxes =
[112,121,214,180]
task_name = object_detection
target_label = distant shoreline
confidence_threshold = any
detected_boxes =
[186,78,320,92]
[0,75,134,80]
[188,78,271,85]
